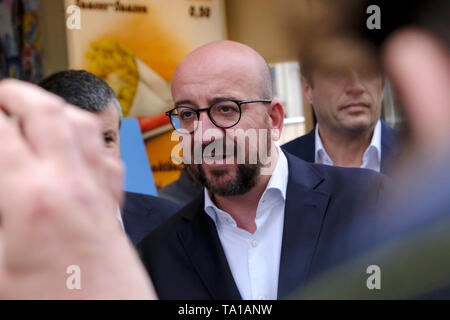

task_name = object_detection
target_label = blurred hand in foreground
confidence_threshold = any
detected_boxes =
[0,79,156,299]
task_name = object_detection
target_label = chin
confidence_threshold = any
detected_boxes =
[341,117,374,132]
[204,165,235,183]
[200,162,259,197]
[204,171,238,195]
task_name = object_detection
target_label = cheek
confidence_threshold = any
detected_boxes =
[366,78,384,96]
[368,85,384,110]
[232,119,259,143]
[241,110,267,129]
[312,93,331,117]
[374,88,384,104]
[313,86,338,107]
[180,135,193,153]
[105,145,121,159]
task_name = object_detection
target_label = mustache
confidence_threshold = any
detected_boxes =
[193,139,241,158]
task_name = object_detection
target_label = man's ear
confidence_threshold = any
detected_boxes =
[301,75,314,105]
[267,100,284,141]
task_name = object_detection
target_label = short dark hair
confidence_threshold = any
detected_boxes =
[39,70,123,126]
[299,58,315,85]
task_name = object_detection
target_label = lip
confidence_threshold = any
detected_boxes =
[202,144,237,159]
[340,103,369,111]
[204,154,233,160]
[202,157,236,167]
[203,152,235,161]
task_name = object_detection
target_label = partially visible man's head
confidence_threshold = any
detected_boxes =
[171,40,284,196]
[39,70,122,158]
[290,0,385,137]
[292,0,449,148]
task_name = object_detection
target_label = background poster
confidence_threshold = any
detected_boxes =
[65,0,227,189]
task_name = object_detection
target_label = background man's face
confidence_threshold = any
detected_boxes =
[96,104,121,159]
[304,66,384,133]
[172,53,273,196]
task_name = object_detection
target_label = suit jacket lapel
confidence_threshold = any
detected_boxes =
[177,198,242,300]
[380,120,400,173]
[304,129,316,163]
[295,128,316,163]
[278,153,330,299]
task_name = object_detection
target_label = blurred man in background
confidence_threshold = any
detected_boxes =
[282,58,400,173]
[39,70,179,245]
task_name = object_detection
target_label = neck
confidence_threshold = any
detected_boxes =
[318,125,374,167]
[212,146,279,234]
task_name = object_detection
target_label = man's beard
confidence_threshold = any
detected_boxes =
[186,162,260,197]
[183,114,272,197]
[184,137,265,196]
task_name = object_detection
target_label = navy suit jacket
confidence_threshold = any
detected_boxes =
[282,120,400,174]
[122,191,179,246]
[137,152,387,299]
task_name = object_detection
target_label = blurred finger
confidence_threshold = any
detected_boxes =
[102,155,125,206]
[63,106,124,207]
[0,109,32,173]
[383,29,450,150]
[0,109,33,221]
[64,107,103,169]
[0,79,82,164]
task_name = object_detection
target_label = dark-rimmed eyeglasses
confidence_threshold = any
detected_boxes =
[165,99,272,134]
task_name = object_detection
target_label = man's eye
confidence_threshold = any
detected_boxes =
[180,110,195,120]
[217,105,237,113]
[325,71,343,78]
[104,136,114,144]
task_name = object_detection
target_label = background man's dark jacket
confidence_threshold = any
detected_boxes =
[122,192,179,245]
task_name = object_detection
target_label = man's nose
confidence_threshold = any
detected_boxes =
[345,71,366,95]
[196,111,223,144]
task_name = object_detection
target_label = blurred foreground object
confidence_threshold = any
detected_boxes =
[0,79,156,299]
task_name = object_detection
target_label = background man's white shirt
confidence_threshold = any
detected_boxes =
[116,207,125,231]
[204,145,288,300]
[315,120,382,172]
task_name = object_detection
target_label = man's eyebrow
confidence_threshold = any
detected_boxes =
[174,100,194,106]
[175,97,238,107]
[103,130,117,137]
[211,97,238,104]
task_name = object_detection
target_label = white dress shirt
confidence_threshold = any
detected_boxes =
[116,207,125,231]
[204,145,288,300]
[315,120,382,172]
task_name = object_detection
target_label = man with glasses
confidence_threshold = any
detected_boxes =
[138,40,387,299]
